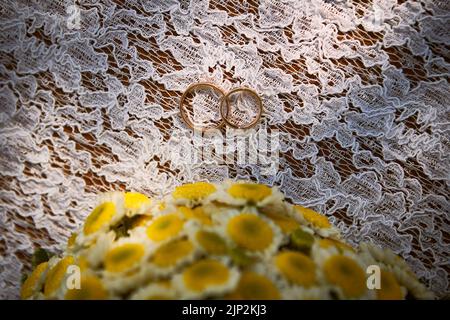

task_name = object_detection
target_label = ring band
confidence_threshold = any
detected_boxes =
[220,87,263,130]
[179,82,226,131]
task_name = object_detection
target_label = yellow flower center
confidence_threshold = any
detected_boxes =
[227,214,274,251]
[104,243,144,273]
[83,202,116,235]
[323,255,366,298]
[152,239,194,268]
[196,230,228,255]
[21,262,48,299]
[228,183,272,202]
[44,256,74,297]
[262,211,299,234]
[377,270,403,300]
[146,214,184,241]
[227,272,280,300]
[64,275,107,300]
[178,206,212,225]
[295,205,331,229]
[275,251,316,287]
[183,259,230,292]
[172,182,216,201]
[124,192,151,210]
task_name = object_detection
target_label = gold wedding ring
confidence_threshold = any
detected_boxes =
[179,83,263,131]
[179,82,226,131]
[220,87,263,130]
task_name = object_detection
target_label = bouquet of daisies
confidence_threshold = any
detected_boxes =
[21,181,433,300]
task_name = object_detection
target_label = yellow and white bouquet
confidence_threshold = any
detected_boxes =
[21,181,433,300]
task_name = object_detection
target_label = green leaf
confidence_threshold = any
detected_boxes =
[31,248,53,268]
[111,215,139,239]
[229,247,256,267]
[20,273,29,285]
[290,228,314,254]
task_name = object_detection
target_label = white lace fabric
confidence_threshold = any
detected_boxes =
[0,0,449,299]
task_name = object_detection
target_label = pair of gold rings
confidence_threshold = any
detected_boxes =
[179,82,263,131]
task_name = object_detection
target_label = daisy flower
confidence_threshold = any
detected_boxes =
[148,237,198,276]
[322,254,368,299]
[226,271,281,300]
[274,251,317,287]
[146,213,185,242]
[173,258,239,299]
[212,180,284,207]
[171,182,217,206]
[219,211,284,259]
[294,205,340,238]
[129,281,177,300]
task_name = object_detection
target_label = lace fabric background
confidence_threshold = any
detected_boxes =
[0,0,449,299]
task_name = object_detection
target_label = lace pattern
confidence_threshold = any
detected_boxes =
[0,0,449,298]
